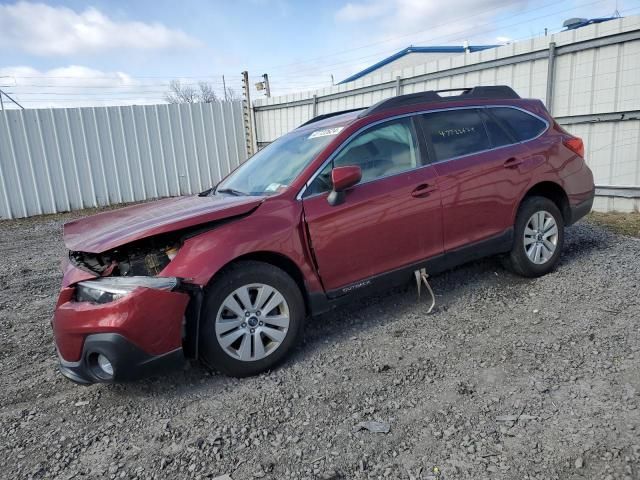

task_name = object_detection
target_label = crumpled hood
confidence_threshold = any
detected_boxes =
[63,195,264,253]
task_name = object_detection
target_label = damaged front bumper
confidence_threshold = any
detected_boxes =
[57,333,184,384]
[52,283,190,384]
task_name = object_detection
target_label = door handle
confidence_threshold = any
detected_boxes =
[503,157,524,169]
[411,183,437,198]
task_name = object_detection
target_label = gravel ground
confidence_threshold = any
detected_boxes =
[1,209,639,480]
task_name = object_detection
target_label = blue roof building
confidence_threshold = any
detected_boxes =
[339,45,500,84]
[563,16,618,30]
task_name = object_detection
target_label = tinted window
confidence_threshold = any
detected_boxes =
[421,109,490,161]
[305,117,419,196]
[489,107,546,142]
[480,110,514,148]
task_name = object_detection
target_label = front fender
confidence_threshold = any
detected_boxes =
[160,199,323,293]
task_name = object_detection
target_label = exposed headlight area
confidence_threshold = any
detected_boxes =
[75,276,179,304]
[70,242,181,277]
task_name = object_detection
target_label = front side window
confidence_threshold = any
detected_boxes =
[421,109,491,162]
[489,107,547,142]
[305,117,419,196]
[215,127,336,196]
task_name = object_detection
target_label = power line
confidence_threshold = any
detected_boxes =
[5,88,242,96]
[3,73,225,80]
[244,0,604,79]
[0,0,602,85]
[260,3,635,93]
[247,0,568,73]
[5,2,635,107]
[256,0,605,79]
[0,89,24,109]
[4,81,242,89]
[0,0,620,101]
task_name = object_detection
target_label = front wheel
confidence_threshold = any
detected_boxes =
[199,261,305,377]
[504,196,565,277]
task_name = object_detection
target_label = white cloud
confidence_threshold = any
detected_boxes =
[0,65,166,109]
[330,0,530,83]
[335,1,390,22]
[1,65,137,88]
[0,1,201,56]
[335,0,528,48]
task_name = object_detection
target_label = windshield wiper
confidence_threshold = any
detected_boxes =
[215,188,247,196]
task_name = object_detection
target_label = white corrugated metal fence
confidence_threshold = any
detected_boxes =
[0,101,246,219]
[253,16,640,212]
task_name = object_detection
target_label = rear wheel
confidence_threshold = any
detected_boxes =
[200,261,305,377]
[504,196,564,277]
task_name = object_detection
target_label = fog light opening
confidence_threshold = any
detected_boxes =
[96,353,114,378]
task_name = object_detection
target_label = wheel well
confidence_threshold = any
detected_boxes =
[219,251,310,315]
[522,182,570,222]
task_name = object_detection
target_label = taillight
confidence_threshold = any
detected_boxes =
[563,137,584,158]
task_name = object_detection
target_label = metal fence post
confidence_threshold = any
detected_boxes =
[545,42,557,114]
[395,76,402,96]
[241,71,255,156]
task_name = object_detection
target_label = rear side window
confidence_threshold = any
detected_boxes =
[489,107,547,142]
[421,109,491,162]
[479,110,514,148]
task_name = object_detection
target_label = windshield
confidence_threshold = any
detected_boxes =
[215,127,339,196]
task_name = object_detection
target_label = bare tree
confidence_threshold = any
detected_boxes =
[197,82,218,103]
[165,80,196,103]
[224,87,239,101]
[165,80,218,104]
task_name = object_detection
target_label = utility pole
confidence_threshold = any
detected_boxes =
[222,75,228,101]
[254,74,271,98]
[241,71,255,156]
[262,73,271,98]
[0,89,24,110]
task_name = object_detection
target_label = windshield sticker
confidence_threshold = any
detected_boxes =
[308,127,344,139]
[265,183,285,192]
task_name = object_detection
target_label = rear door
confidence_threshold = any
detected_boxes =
[301,116,444,293]
[418,107,531,251]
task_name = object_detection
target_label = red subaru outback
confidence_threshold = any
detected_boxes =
[52,86,594,383]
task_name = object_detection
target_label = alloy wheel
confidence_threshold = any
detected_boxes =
[523,210,558,264]
[215,283,290,361]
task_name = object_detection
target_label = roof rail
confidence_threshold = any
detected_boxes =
[299,108,364,128]
[359,86,520,118]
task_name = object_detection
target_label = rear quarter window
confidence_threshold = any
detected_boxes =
[479,109,514,148]
[489,107,547,142]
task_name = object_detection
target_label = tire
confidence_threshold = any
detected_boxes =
[199,260,305,377]
[504,196,565,278]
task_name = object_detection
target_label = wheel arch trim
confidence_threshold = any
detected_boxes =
[205,251,313,316]
[514,180,571,224]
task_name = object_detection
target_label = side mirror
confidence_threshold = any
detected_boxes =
[327,166,361,206]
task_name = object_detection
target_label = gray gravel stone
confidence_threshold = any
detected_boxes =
[1,211,639,479]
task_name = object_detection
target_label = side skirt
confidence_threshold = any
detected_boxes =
[309,228,513,316]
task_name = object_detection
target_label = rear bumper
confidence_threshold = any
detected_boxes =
[58,333,184,384]
[569,189,595,225]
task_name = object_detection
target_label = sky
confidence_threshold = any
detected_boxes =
[0,0,637,109]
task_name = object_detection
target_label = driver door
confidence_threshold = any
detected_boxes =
[301,116,444,294]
